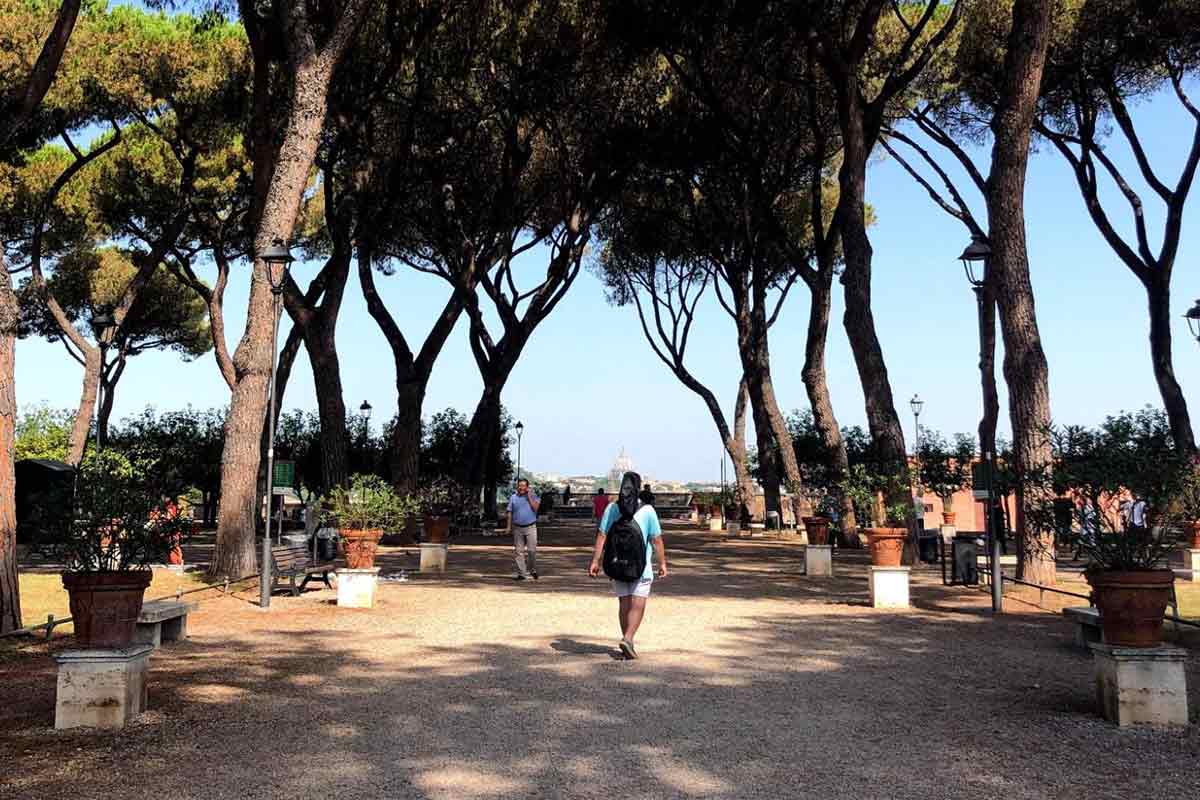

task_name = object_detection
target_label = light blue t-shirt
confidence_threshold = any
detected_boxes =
[599,502,662,581]
[508,492,539,526]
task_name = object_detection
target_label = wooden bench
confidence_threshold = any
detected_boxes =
[1063,606,1102,648]
[271,544,335,597]
[135,600,198,648]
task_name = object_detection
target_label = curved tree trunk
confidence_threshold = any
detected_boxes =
[66,348,100,466]
[977,283,1000,457]
[803,276,858,541]
[458,382,505,512]
[307,326,348,490]
[0,267,21,633]
[1146,273,1194,451]
[212,58,344,580]
[987,0,1056,586]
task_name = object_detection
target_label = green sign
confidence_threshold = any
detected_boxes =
[273,460,294,489]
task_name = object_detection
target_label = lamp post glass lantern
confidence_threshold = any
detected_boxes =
[1185,299,1200,342]
[260,238,296,610]
[959,234,991,288]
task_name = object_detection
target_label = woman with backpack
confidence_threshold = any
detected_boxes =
[588,471,667,660]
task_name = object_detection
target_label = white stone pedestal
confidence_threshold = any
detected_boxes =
[939,524,956,544]
[726,522,741,538]
[708,518,723,532]
[55,645,153,730]
[1090,643,1189,727]
[1176,549,1200,582]
[869,566,911,609]
[419,543,448,573]
[336,568,380,608]
[804,545,832,577]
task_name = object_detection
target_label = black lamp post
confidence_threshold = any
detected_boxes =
[259,238,295,610]
[514,421,524,488]
[359,399,373,422]
[961,235,1003,612]
[89,308,115,453]
[1185,299,1200,343]
[910,394,924,532]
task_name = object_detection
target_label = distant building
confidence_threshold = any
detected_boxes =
[606,448,635,493]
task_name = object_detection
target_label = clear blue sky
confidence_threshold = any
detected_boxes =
[19,87,1200,483]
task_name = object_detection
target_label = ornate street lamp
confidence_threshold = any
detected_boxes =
[1184,299,1200,343]
[260,239,295,610]
[959,234,991,288]
[359,400,373,421]
[515,421,525,487]
[89,308,115,453]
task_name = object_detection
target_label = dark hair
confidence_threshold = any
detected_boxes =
[596,487,605,494]
[517,478,529,487]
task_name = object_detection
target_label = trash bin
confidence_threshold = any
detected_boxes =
[315,529,338,561]
[951,533,979,585]
[282,533,308,548]
[766,511,780,530]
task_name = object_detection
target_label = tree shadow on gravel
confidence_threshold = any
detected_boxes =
[4,598,1199,800]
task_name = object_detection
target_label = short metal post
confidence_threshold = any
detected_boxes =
[260,533,271,609]
[990,526,1003,614]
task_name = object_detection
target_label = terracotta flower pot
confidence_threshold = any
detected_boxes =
[423,514,451,544]
[1088,569,1175,647]
[62,570,153,648]
[339,529,384,569]
[802,516,831,546]
[1188,520,1200,550]
[866,528,907,567]
[941,511,957,526]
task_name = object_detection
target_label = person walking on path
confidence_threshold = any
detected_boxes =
[592,487,609,522]
[638,482,656,507]
[508,478,541,580]
[589,471,667,660]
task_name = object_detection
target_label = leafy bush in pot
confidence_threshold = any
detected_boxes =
[321,474,417,531]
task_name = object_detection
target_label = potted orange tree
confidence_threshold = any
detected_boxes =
[417,477,466,544]
[918,432,975,526]
[324,474,416,569]
[1032,412,1187,647]
[38,452,189,648]
[843,463,911,567]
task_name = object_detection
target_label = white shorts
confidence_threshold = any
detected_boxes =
[611,578,652,598]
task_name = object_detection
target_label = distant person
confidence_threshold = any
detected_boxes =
[1118,498,1133,531]
[592,487,609,522]
[589,471,667,660]
[1128,496,1148,541]
[562,484,572,506]
[507,479,541,581]
[639,482,656,507]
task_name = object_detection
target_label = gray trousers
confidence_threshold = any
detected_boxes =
[512,524,538,577]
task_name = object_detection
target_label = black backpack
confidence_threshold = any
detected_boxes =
[603,471,647,582]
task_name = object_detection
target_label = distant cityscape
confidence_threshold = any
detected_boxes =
[517,448,726,496]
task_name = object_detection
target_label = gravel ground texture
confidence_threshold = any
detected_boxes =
[2,521,1198,800]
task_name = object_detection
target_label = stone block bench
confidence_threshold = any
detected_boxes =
[1063,606,1102,648]
[135,600,198,648]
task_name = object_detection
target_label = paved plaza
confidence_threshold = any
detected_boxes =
[2,522,1198,799]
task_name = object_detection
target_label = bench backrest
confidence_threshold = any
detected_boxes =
[271,544,312,570]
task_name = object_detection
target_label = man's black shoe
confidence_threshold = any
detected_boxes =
[513,575,527,581]
[532,572,539,580]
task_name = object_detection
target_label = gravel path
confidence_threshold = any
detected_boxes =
[3,522,1198,799]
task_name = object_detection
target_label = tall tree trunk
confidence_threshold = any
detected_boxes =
[803,276,858,540]
[977,283,1000,457]
[986,0,1056,586]
[306,326,348,490]
[391,379,424,493]
[837,133,907,470]
[1145,273,1194,451]
[66,348,100,466]
[729,378,755,514]
[458,382,505,511]
[745,369,781,519]
[212,57,344,580]
[0,267,21,633]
